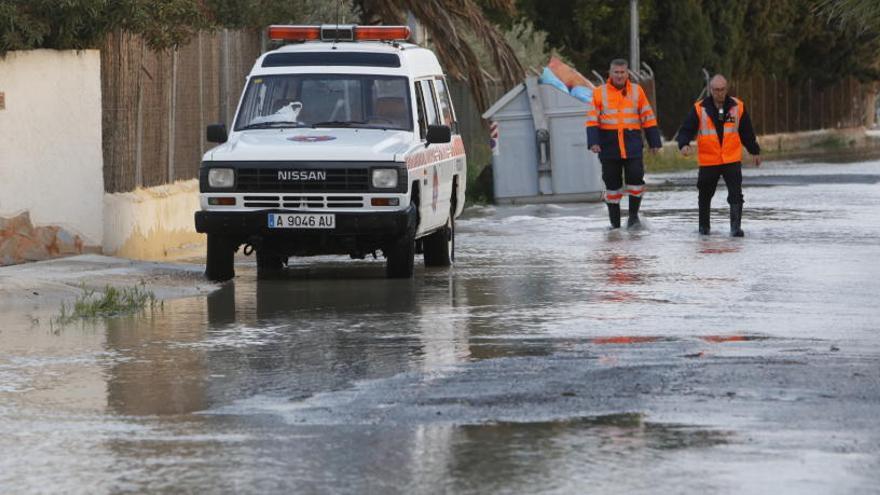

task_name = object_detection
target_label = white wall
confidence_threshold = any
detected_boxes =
[103,180,204,261]
[0,49,104,245]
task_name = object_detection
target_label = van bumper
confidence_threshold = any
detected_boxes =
[194,207,416,239]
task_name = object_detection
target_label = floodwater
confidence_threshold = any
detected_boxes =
[2,159,880,494]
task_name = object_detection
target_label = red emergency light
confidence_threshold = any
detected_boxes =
[267,25,411,42]
[355,26,411,41]
[267,26,321,41]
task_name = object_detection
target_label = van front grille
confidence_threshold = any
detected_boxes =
[242,195,364,209]
[236,168,369,192]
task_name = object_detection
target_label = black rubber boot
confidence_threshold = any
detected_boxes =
[627,196,642,228]
[730,202,744,237]
[698,198,711,235]
[606,203,621,229]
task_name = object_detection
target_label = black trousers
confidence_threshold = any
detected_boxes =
[600,157,645,191]
[697,162,743,205]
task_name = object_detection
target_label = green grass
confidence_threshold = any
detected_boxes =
[55,283,161,326]
[644,146,698,174]
[809,135,849,150]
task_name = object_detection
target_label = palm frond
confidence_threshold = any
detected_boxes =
[479,0,517,14]
[814,0,880,37]
[359,0,525,113]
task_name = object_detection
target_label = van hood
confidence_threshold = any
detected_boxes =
[204,128,413,162]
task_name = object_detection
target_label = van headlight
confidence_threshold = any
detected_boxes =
[372,168,398,188]
[208,168,235,188]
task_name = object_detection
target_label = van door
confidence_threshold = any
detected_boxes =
[415,78,452,233]
[433,77,464,218]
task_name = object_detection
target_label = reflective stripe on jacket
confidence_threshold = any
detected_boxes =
[696,97,743,166]
[586,79,661,160]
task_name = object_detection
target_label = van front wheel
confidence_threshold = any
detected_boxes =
[206,234,236,282]
[385,233,415,278]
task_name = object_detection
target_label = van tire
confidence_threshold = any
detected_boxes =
[424,184,456,267]
[423,215,454,267]
[206,234,235,282]
[385,233,415,278]
[257,250,285,279]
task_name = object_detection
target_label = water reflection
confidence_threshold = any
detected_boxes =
[98,269,487,419]
[413,273,472,370]
[697,238,743,255]
[447,413,731,493]
[104,313,207,416]
[600,252,647,303]
[206,283,236,325]
[251,276,419,322]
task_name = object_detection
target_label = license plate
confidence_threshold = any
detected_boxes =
[268,213,335,229]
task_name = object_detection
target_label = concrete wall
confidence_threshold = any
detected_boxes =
[103,179,204,260]
[757,127,869,153]
[0,50,104,264]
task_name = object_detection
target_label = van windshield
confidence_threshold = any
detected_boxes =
[234,74,412,131]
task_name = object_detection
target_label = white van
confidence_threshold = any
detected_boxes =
[195,25,467,281]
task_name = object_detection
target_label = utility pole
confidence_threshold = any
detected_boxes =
[630,0,640,75]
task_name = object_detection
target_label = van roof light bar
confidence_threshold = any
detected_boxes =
[354,26,411,41]
[267,25,411,42]
[267,26,320,41]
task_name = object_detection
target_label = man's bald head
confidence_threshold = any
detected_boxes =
[709,74,728,106]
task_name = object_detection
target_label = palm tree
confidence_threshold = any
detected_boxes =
[814,0,880,37]
[356,0,525,112]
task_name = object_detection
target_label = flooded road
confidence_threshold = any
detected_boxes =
[2,159,880,494]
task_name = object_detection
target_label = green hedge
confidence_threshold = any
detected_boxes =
[0,0,315,54]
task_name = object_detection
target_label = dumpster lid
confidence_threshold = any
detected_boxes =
[482,82,526,120]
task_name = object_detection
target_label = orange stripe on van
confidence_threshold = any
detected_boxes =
[406,135,466,169]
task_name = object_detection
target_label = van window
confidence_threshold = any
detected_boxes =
[262,52,401,68]
[415,83,427,139]
[234,74,412,131]
[371,78,411,129]
[418,80,441,127]
[300,78,364,123]
[433,78,456,130]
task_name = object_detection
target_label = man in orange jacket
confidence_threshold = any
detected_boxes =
[586,59,662,229]
[677,74,761,236]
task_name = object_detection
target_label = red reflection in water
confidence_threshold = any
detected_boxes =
[593,336,660,345]
[601,254,646,303]
[701,335,749,343]
[697,241,742,255]
[604,290,632,303]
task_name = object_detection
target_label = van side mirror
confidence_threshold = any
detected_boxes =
[426,124,451,145]
[207,124,228,144]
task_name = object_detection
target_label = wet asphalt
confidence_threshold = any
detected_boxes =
[1,159,880,494]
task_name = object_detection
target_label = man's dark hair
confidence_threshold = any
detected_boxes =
[610,58,628,68]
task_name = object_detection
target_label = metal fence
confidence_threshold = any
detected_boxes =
[731,76,876,135]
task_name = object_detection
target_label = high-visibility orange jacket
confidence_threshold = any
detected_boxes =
[676,95,760,167]
[585,79,662,160]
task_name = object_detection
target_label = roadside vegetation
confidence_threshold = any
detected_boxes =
[54,283,161,327]
[465,142,494,204]
[645,146,698,174]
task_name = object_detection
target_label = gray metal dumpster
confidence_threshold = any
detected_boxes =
[482,76,603,204]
